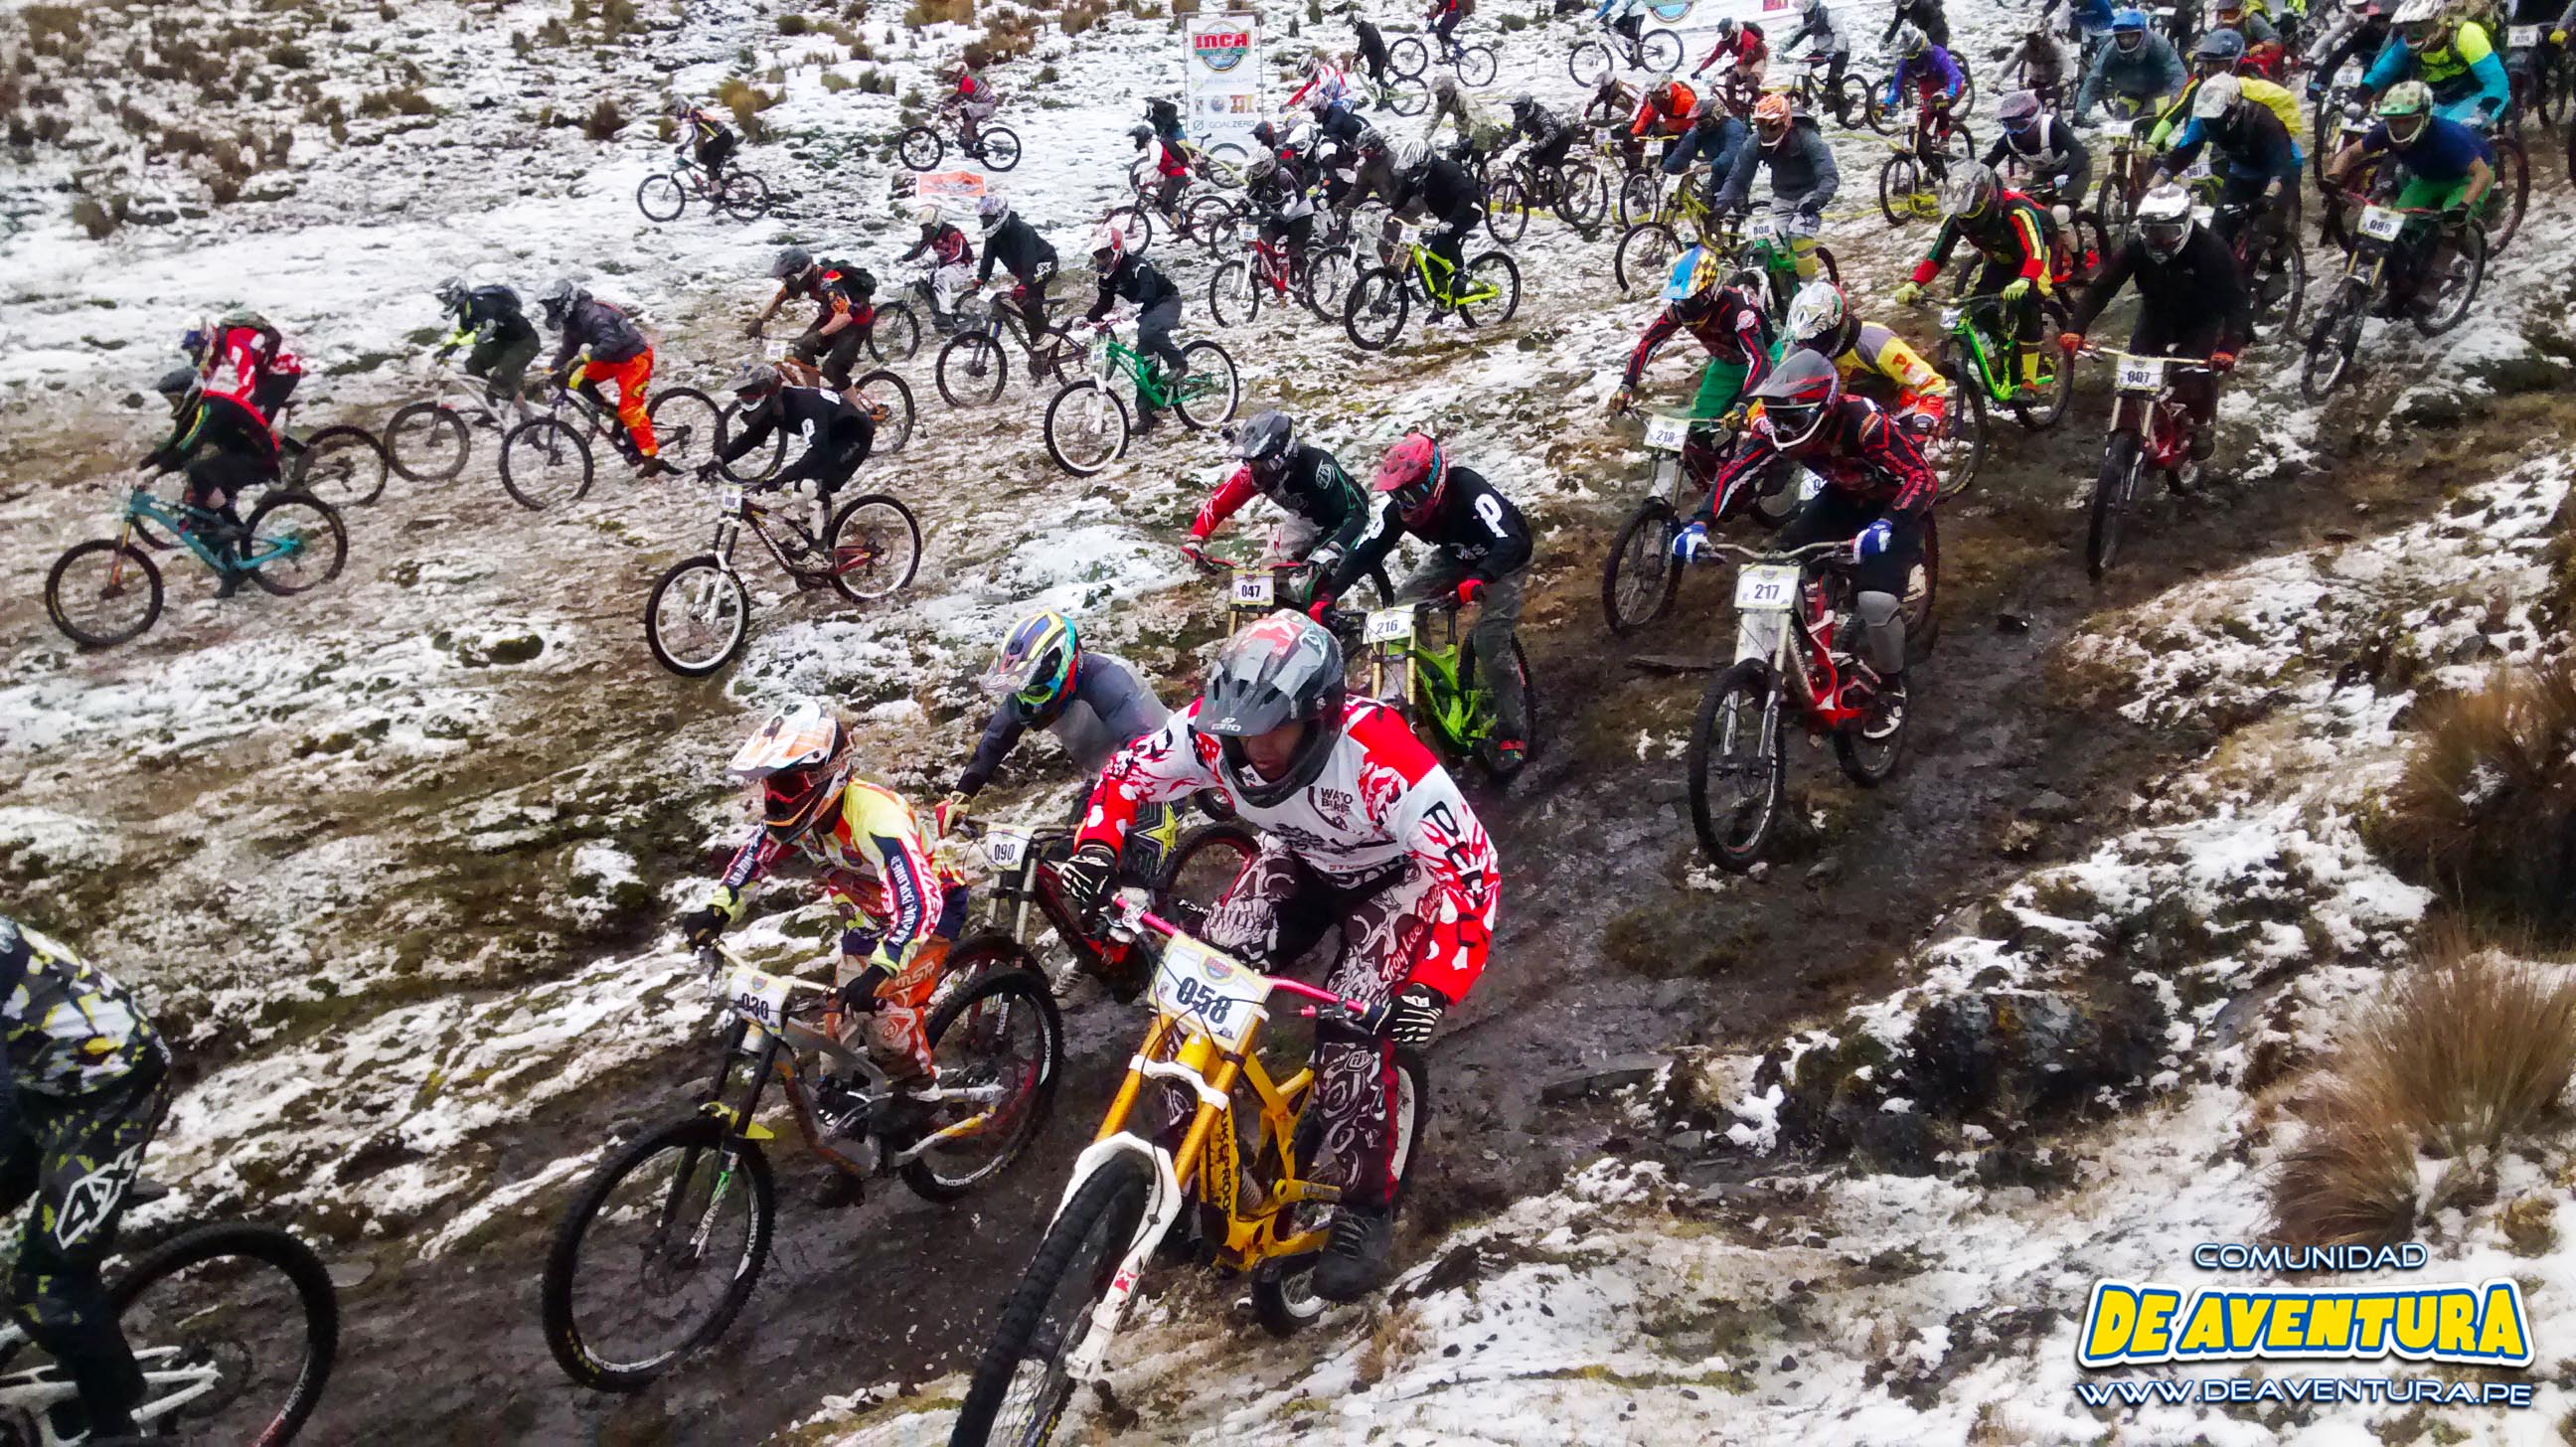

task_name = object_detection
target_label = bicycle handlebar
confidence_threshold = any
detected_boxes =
[2076,344,2217,373]
[1702,539,1853,567]
[1117,897,1384,1023]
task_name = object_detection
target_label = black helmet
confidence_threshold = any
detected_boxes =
[770,245,814,281]
[1128,122,1154,149]
[434,277,469,311]
[1750,348,1844,452]
[1357,125,1389,155]
[1252,119,1280,147]
[1235,408,1295,483]
[1199,614,1347,808]
[1510,90,1535,114]
[153,365,199,416]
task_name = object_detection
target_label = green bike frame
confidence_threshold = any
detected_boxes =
[1936,296,2022,405]
[1094,334,1208,410]
[1362,604,1495,755]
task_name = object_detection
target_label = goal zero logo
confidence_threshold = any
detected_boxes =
[1194,28,1251,71]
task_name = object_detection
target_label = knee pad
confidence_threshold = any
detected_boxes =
[1856,589,1906,672]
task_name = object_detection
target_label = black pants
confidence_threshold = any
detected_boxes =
[1775,488,1922,607]
[183,448,269,522]
[775,422,874,498]
[1359,35,1389,82]
[698,132,737,182]
[1135,296,1186,414]
[790,323,869,390]
[1011,263,1056,338]
[2127,310,2222,431]
[1261,213,1316,250]
[250,372,298,422]
[1528,132,1573,173]
[1433,8,1462,46]
[2213,170,2296,257]
[465,334,540,405]
[4,1062,170,1435]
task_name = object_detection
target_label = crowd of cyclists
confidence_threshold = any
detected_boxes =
[44,0,2567,1432]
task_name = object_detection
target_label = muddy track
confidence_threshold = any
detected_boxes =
[284,344,2566,1444]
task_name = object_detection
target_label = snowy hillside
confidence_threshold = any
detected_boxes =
[10,0,2576,1437]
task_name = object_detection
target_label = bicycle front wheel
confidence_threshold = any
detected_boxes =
[1483,176,1530,244]
[636,172,687,222]
[1043,383,1128,476]
[1602,495,1682,635]
[1173,339,1240,428]
[1688,660,1788,872]
[384,401,470,483]
[1927,365,1987,501]
[949,1155,1153,1447]
[2087,429,2144,581]
[1878,154,1924,226]
[2487,135,2530,252]
[899,967,1064,1203]
[243,490,347,596]
[1569,39,1613,85]
[1343,267,1410,351]
[871,302,924,364]
[540,1114,775,1391]
[826,493,923,602]
[897,125,945,171]
[1302,245,1357,317]
[112,1221,338,1444]
[1613,222,1681,295]
[293,424,389,507]
[45,540,162,648]
[853,370,917,455]
[1155,820,1257,933]
[937,331,1011,406]
[499,416,593,509]
[1209,259,1260,327]
[644,556,749,676]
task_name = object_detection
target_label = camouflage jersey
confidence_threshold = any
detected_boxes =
[0,918,163,1098]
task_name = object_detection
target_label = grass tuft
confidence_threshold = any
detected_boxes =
[2371,662,2576,940]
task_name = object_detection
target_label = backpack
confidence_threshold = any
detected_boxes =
[833,261,879,302]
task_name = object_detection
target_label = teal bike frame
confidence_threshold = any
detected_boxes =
[122,486,305,575]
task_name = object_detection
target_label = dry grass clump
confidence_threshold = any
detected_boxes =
[359,86,438,117]
[715,75,783,137]
[583,97,624,138]
[905,0,975,25]
[1060,0,1112,32]
[2271,931,2576,1245]
[2371,662,2576,940]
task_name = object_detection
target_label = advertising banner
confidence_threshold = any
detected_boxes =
[1184,12,1263,150]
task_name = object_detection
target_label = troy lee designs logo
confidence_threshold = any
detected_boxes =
[1194,29,1252,70]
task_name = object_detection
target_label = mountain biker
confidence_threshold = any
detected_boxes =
[2058,183,2249,462]
[1693,16,1770,84]
[1312,432,1533,768]
[2366,0,2510,127]
[2050,0,2118,53]
[1506,93,1579,175]
[1187,408,1381,595]
[953,62,999,149]
[898,206,977,329]
[1082,225,1187,434]
[1780,279,1953,438]
[679,700,967,1087]
[1986,89,2096,226]
[2075,8,2187,120]
[189,308,300,429]
[1245,154,1321,273]
[953,611,1191,889]
[1631,77,1701,150]
[702,360,876,536]
[1056,611,1500,1300]
[539,279,669,476]
[0,917,171,1446]
[1146,95,1185,142]
[1607,246,1777,450]
[1882,0,1953,51]
[1893,163,2056,394]
[676,100,737,186]
[1709,94,1840,280]
[745,246,879,392]
[1132,121,1196,218]
[1785,0,1854,94]
[1886,22,1968,133]
[143,361,276,594]
[431,278,541,413]
[1422,74,1507,164]
[2213,0,2281,52]
[2324,80,2495,307]
[1663,95,1750,204]
[975,196,1059,340]
[1289,55,1355,112]
[1426,0,1468,59]
[1331,127,1406,235]
[2310,0,2394,101]
[1595,0,1652,50]
[1671,350,1934,734]
[2154,74,2304,254]
[1386,141,1486,312]
[2153,33,2305,143]
[1354,13,1391,83]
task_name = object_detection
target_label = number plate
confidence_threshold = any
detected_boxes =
[1938,306,1964,331]
[984,827,1031,870]
[2116,357,2167,393]
[1733,563,1800,612]
[2356,205,2405,241]
[1150,936,1272,1051]
[2511,23,2542,47]
[1643,412,1690,450]
[1748,214,1781,241]
[2183,159,2212,180]
[725,968,795,1034]
[1231,573,1274,606]
[1364,605,1415,643]
[1796,468,1825,501]
[722,487,744,516]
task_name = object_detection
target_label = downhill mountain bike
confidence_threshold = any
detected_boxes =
[1127,137,1251,195]
[935,288,1083,407]
[1350,596,1539,781]
[1209,234,1358,326]
[1343,226,1522,351]
[1780,49,1874,127]
[1353,70,1432,117]
[1876,103,1980,224]
[706,357,915,481]
[1482,146,1612,242]
[495,369,722,509]
[944,814,1258,997]
[2504,26,2569,129]
[2074,346,2222,579]
[1389,31,1499,85]
[1102,186,1244,258]
[47,480,346,647]
[898,106,1024,172]
[2212,197,2307,346]
[2301,188,2488,401]
[1569,18,1684,83]
[1685,534,1937,871]
[848,267,938,366]
[636,155,773,222]
[949,891,1426,1446]
[1041,324,1241,476]
[1919,290,2072,433]
[381,354,541,484]
[642,479,921,676]
[0,1218,339,1445]
[542,939,1060,1392]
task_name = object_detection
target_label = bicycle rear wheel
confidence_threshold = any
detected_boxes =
[645,556,749,676]
[900,967,1063,1202]
[499,416,593,509]
[1388,36,1428,77]
[853,370,916,455]
[719,171,772,221]
[243,490,347,596]
[1380,77,1430,115]
[1251,1053,1425,1338]
[293,424,389,507]
[1455,44,1498,86]
[1173,339,1240,428]
[112,1221,338,1444]
[950,1155,1153,1447]
[384,401,470,483]
[1554,158,1609,233]
[716,402,786,482]
[826,493,923,602]
[647,387,724,471]
[977,125,1024,171]
[540,1115,774,1390]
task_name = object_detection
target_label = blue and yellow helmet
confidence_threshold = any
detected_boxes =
[1663,245,1726,317]
[984,610,1079,716]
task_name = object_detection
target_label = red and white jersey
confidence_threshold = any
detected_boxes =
[200,324,301,414]
[1078,697,1500,1000]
